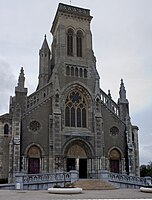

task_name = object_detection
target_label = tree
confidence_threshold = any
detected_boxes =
[140,161,152,177]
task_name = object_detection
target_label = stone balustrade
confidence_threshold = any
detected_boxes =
[15,171,79,190]
[23,172,70,184]
[109,172,150,187]
[100,90,119,116]
[0,171,150,190]
[26,82,53,111]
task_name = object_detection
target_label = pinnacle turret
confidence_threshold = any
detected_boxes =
[38,35,51,89]
[40,35,50,51]
[118,79,129,121]
[17,67,25,89]
[119,79,126,100]
[15,67,27,93]
[108,89,112,99]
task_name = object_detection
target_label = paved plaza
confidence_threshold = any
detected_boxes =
[0,188,151,199]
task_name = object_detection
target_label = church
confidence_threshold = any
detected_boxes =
[0,3,140,183]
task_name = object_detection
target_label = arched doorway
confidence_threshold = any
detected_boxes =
[109,148,121,173]
[67,144,87,178]
[27,145,41,174]
[64,140,92,178]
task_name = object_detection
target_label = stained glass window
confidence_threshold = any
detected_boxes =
[65,91,87,128]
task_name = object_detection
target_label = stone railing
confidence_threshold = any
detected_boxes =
[23,172,70,184]
[15,171,79,190]
[26,82,53,112]
[100,89,119,116]
[109,172,149,187]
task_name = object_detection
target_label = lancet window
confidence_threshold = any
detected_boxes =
[67,28,74,56]
[76,30,83,57]
[4,124,9,135]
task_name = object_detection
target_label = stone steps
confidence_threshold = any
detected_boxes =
[73,179,116,190]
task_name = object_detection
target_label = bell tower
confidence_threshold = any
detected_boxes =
[50,3,100,93]
[51,3,93,64]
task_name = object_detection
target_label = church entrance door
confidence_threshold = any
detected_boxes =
[28,158,40,174]
[79,158,87,178]
[110,160,119,173]
[109,148,121,173]
[27,145,41,174]
[65,141,91,178]
[67,158,76,171]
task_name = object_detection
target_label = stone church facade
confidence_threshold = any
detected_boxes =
[0,3,140,183]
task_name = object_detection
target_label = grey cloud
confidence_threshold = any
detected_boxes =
[0,59,16,114]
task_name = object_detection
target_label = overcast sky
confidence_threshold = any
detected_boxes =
[0,0,152,165]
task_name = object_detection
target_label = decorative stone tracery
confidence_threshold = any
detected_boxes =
[65,90,87,128]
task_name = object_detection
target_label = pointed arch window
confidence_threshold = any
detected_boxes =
[77,108,81,127]
[76,30,83,57]
[4,124,9,135]
[80,68,83,77]
[65,107,70,126]
[82,108,86,127]
[66,66,70,75]
[84,69,87,78]
[65,91,87,128]
[75,67,78,77]
[67,28,74,56]
[71,67,74,76]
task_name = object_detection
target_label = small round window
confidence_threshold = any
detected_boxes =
[110,126,119,136]
[29,121,41,132]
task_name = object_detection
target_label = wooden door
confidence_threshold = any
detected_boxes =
[110,160,119,173]
[28,158,40,174]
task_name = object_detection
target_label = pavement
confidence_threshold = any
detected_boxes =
[0,188,152,199]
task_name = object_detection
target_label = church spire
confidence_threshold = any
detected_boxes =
[38,35,51,89]
[40,34,50,51]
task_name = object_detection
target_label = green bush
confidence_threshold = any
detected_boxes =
[64,182,74,188]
